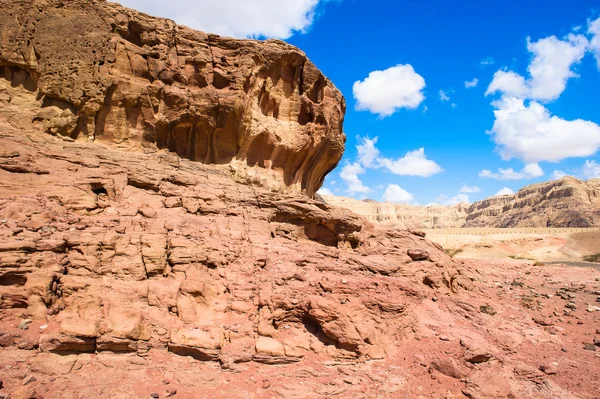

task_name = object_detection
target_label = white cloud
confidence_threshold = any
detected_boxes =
[459,185,481,193]
[339,137,443,194]
[486,34,588,101]
[480,57,495,66]
[479,162,544,180]
[589,17,600,69]
[488,97,600,163]
[582,160,600,179]
[115,0,327,39]
[439,90,451,101]
[339,162,370,194]
[382,184,414,204]
[551,170,568,180]
[356,137,380,168]
[353,64,426,117]
[495,187,515,196]
[465,78,479,88]
[437,193,470,206]
[317,187,333,196]
[378,148,443,177]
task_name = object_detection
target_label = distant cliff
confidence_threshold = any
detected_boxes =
[321,196,470,229]
[464,177,600,228]
[324,177,600,228]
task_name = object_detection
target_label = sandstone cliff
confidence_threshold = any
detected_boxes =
[465,177,600,227]
[322,195,469,229]
[0,20,470,387]
[1,2,599,398]
[325,177,600,229]
[0,0,346,197]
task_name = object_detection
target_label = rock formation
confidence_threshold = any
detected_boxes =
[465,177,600,227]
[322,195,469,229]
[0,0,346,197]
[325,177,600,229]
[1,2,599,398]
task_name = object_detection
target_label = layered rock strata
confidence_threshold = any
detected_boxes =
[324,177,600,229]
[0,0,346,197]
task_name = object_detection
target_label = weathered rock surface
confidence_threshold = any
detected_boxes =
[324,177,600,229]
[0,0,346,197]
[0,2,599,398]
[465,177,600,227]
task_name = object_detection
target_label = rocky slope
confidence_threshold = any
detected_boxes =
[0,2,599,399]
[322,196,469,229]
[324,177,600,229]
[465,177,600,228]
[0,0,345,197]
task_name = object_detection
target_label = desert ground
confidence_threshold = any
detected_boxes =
[425,228,600,263]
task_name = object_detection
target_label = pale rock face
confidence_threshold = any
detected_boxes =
[0,0,346,197]
[465,177,600,227]
[324,176,600,229]
[322,195,469,229]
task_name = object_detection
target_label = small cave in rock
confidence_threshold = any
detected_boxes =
[0,272,27,286]
[90,182,108,196]
[302,314,333,347]
[0,65,38,92]
[308,76,326,103]
[120,20,144,47]
[213,70,230,89]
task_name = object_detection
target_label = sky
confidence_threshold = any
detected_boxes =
[116,0,600,206]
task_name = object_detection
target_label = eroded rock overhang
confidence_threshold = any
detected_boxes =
[0,0,346,197]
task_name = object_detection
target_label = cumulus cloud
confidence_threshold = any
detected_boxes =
[589,17,600,69]
[486,34,588,101]
[378,148,443,177]
[317,187,333,196]
[459,185,481,193]
[479,163,544,180]
[551,170,568,180]
[339,162,370,194]
[439,90,451,101]
[495,187,515,196]
[356,136,380,168]
[116,0,328,39]
[382,184,414,204]
[338,137,443,194]
[464,78,479,88]
[582,160,600,179]
[353,65,426,117]
[488,97,600,163]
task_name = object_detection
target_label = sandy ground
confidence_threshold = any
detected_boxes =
[425,229,600,262]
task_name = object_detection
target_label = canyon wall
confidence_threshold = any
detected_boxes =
[322,196,469,229]
[465,176,600,228]
[0,0,346,197]
[324,177,600,229]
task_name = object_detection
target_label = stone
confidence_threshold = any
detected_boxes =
[256,337,285,357]
[23,375,36,385]
[18,319,32,330]
[480,305,497,316]
[565,302,577,310]
[430,359,468,379]
[407,249,430,261]
[539,364,557,375]
[583,343,597,351]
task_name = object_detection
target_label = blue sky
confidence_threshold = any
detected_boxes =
[118,0,600,205]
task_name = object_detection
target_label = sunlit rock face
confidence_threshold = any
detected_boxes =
[0,0,346,197]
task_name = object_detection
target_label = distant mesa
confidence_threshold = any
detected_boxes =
[324,176,600,228]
